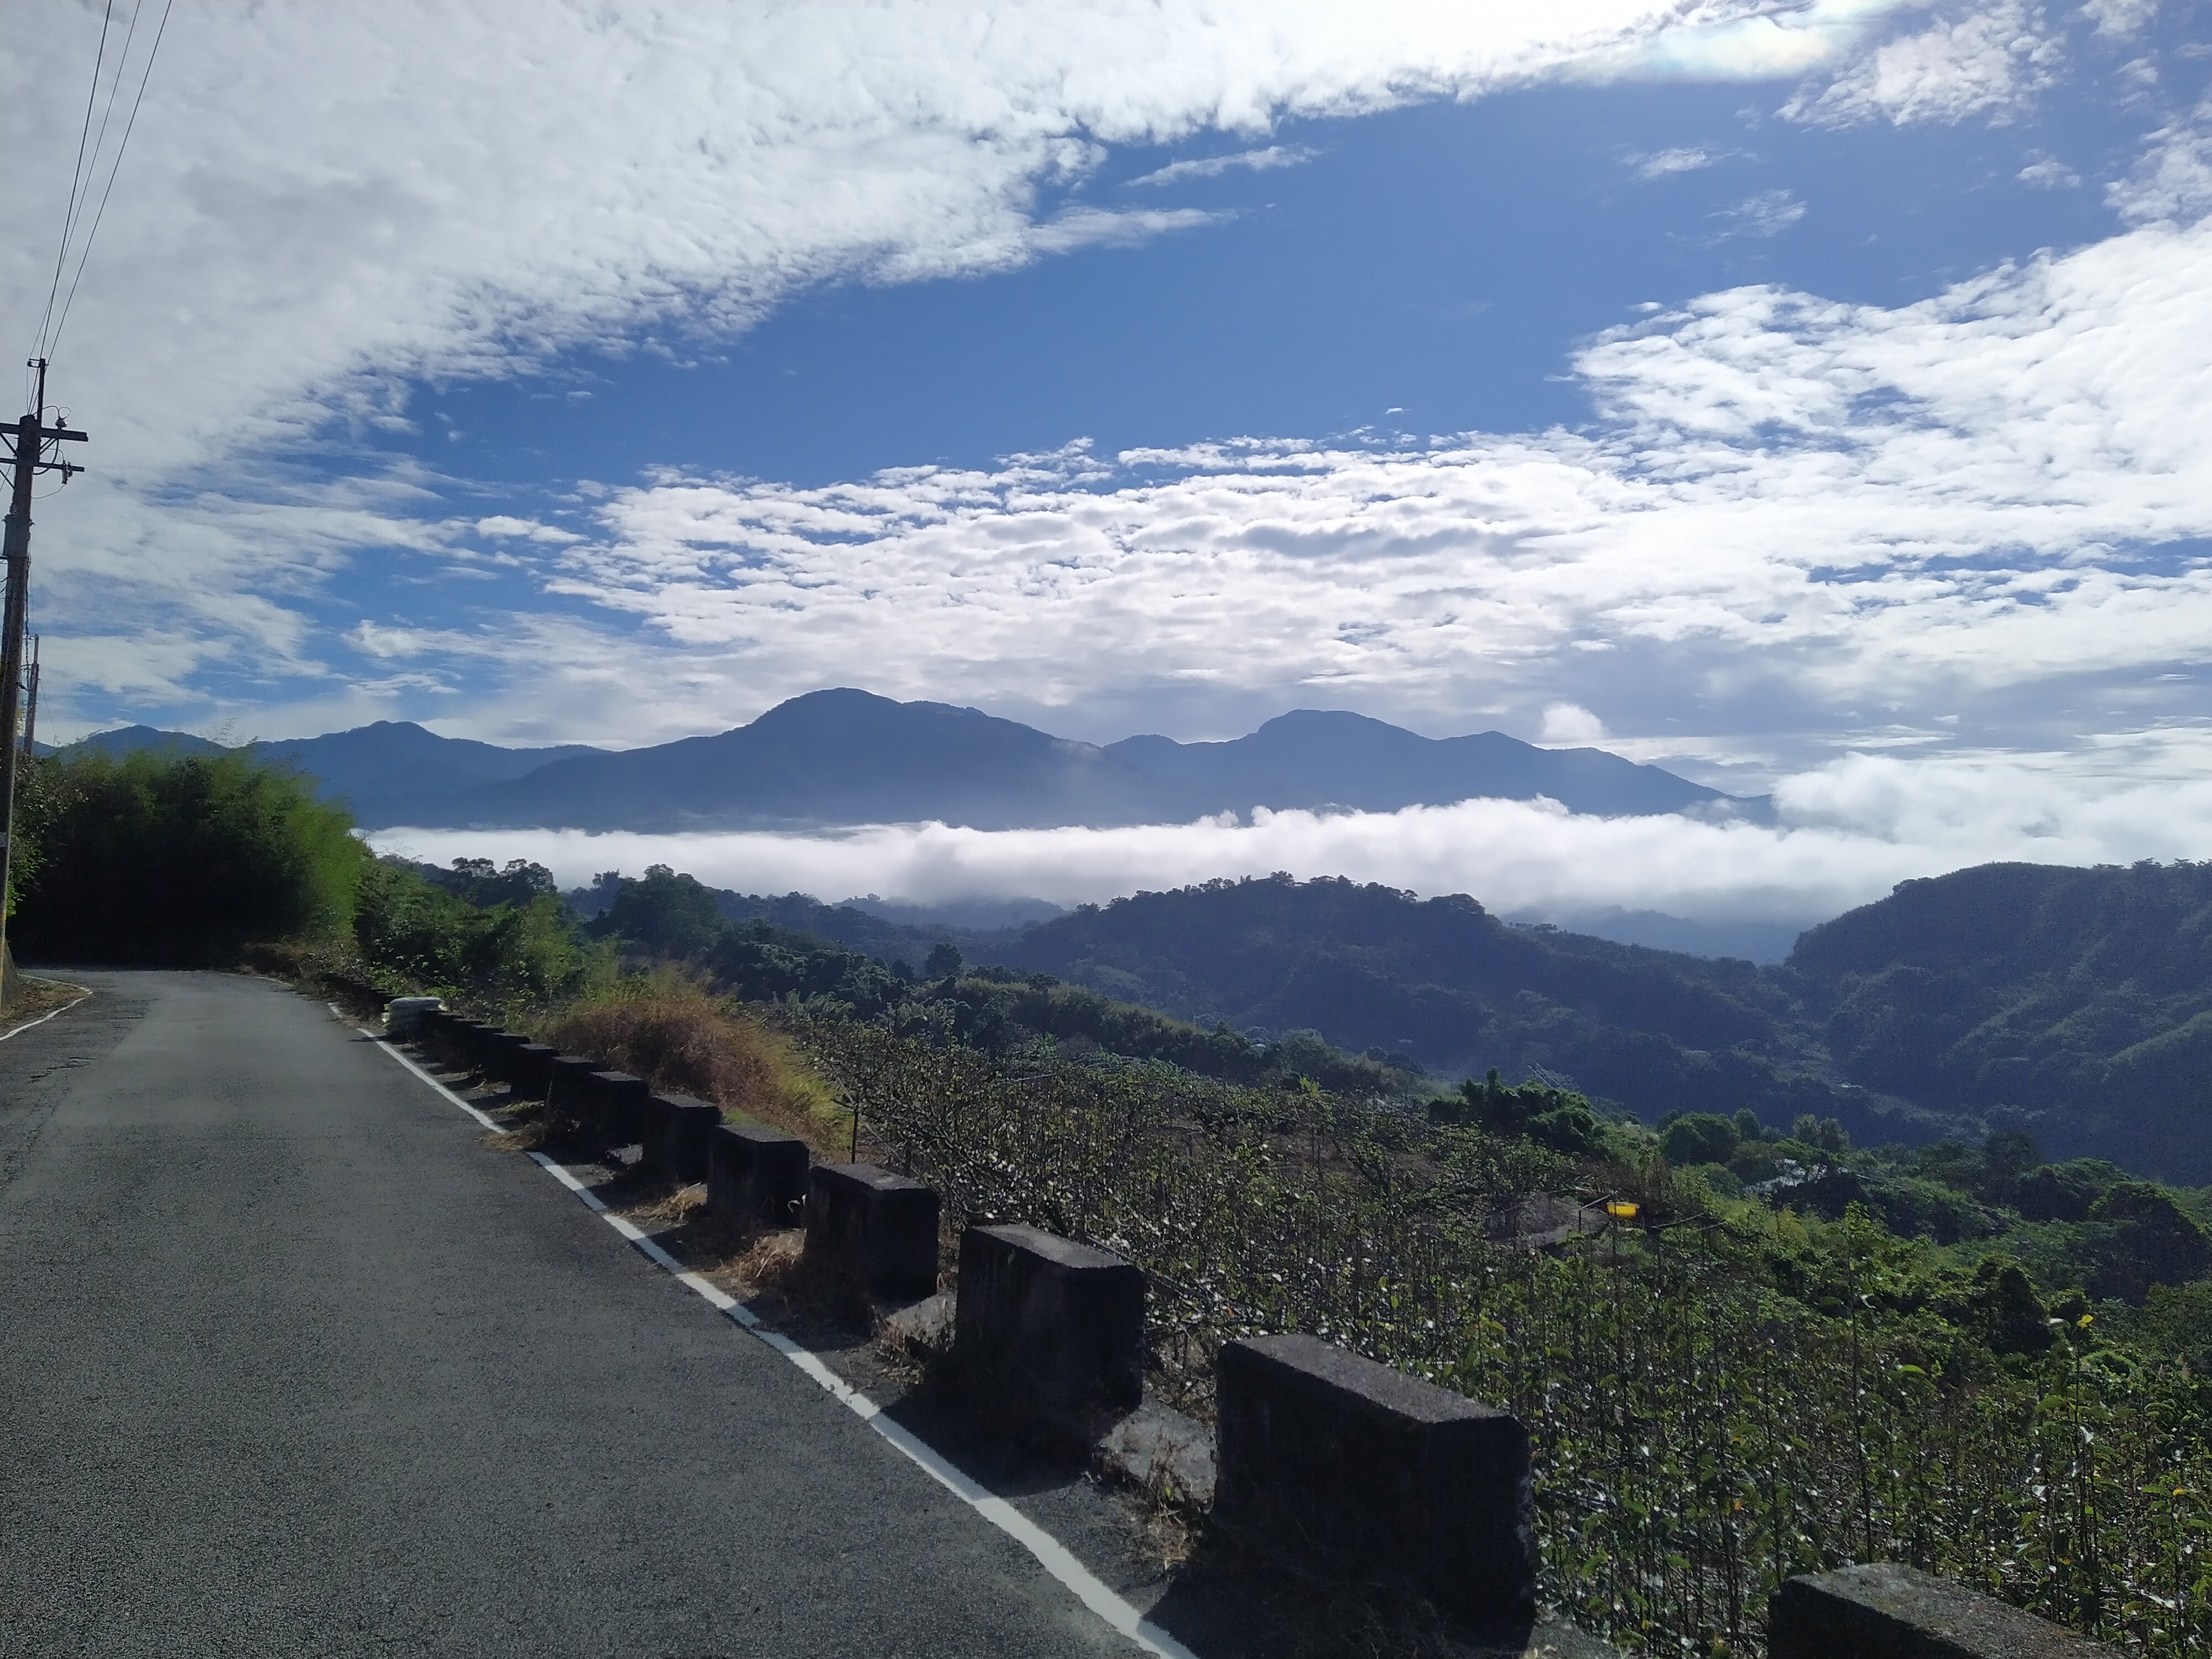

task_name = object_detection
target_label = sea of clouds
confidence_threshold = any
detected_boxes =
[368,738,2212,932]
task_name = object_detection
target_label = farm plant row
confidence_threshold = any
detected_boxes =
[784,1016,2210,1657]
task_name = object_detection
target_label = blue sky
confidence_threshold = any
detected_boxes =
[393,71,2139,494]
[8,1,2212,922]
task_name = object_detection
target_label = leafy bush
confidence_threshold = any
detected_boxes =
[11,749,364,964]
[2017,1159,2126,1223]
[352,856,597,1008]
[1433,1068,1609,1156]
[2085,1182,2212,1303]
[1660,1110,1740,1166]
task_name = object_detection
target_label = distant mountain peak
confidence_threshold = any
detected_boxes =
[54,690,1751,833]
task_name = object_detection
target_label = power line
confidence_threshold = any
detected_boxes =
[30,0,117,410]
[41,0,176,378]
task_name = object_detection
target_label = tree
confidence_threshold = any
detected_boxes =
[924,941,963,979]
[438,857,556,909]
[352,856,594,1003]
[2086,1180,2212,1303]
[1660,1112,1739,1167]
[11,750,365,964]
[591,864,723,959]
[1432,1068,1606,1156]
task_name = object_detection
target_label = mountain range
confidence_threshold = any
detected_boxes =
[50,721,604,826]
[51,687,1756,832]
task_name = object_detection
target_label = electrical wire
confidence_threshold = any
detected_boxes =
[42,0,176,378]
[30,1,116,414]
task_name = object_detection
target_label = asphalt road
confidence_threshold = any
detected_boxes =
[0,971,1141,1658]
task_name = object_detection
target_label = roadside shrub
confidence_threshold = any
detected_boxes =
[11,749,364,964]
[352,856,598,1007]
[540,972,837,1146]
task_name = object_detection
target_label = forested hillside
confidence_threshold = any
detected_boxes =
[1788,860,2212,1182]
[977,866,2212,1183]
[980,873,1918,1139]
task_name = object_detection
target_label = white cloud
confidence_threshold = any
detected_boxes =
[2016,153,2083,187]
[1782,0,2064,127]
[1629,145,1732,178]
[345,621,484,661]
[2108,101,2212,223]
[476,516,583,544]
[489,211,2212,761]
[1127,145,1317,187]
[2,0,1905,737]
[1540,702,1610,744]
[367,735,2212,927]
[2079,0,2157,36]
[1715,187,1808,235]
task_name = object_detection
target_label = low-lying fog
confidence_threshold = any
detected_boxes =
[368,748,2212,959]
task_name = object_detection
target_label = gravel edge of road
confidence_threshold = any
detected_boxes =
[0,987,94,1043]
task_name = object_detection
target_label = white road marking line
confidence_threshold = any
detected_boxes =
[356,1021,508,1132]
[365,1026,1197,1659]
[0,990,93,1042]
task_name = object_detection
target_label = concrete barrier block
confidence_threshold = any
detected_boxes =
[1214,1332,1536,1631]
[384,997,442,1039]
[805,1162,939,1300]
[454,1019,497,1072]
[586,1071,650,1145]
[1770,1564,2116,1659]
[707,1124,809,1228]
[542,1054,601,1143]
[954,1224,1144,1443]
[437,1015,484,1068]
[644,1093,721,1183]
[481,1031,529,1084]
[510,1042,556,1099]
[421,1010,461,1062]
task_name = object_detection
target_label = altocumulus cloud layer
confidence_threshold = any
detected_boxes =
[558,200,2212,769]
[1,0,1892,728]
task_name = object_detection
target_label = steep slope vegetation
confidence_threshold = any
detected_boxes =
[978,874,1918,1139]
[973,864,2212,1183]
[1787,860,2212,1181]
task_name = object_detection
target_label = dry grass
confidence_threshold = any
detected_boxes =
[698,1225,879,1331]
[0,966,90,1029]
[620,1181,709,1229]
[538,972,842,1150]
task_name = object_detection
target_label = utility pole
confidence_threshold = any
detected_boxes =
[0,359,87,1006]
[21,637,39,758]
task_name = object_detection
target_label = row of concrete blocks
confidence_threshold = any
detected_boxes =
[411,1008,722,1183]
[692,1099,1548,1632]
[405,1007,2116,1653]
[404,1008,941,1302]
